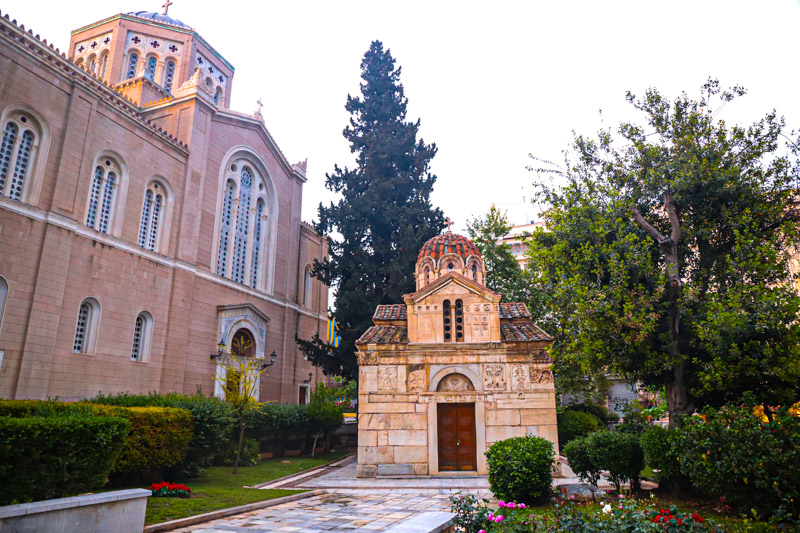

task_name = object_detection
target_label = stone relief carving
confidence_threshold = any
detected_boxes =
[408,369,427,392]
[483,364,506,390]
[511,364,531,391]
[357,351,379,365]
[378,366,398,391]
[530,368,554,384]
[436,373,475,392]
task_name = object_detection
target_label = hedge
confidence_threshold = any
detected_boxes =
[485,435,554,504]
[91,392,236,477]
[564,430,643,491]
[0,414,129,504]
[557,409,601,449]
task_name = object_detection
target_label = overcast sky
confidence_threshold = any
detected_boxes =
[11,0,800,233]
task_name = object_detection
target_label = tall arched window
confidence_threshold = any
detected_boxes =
[302,265,313,308]
[87,54,97,75]
[86,158,119,234]
[455,299,464,342]
[443,299,452,342]
[125,52,139,79]
[163,60,176,93]
[130,311,153,362]
[73,297,100,354]
[0,276,7,336]
[138,181,166,252]
[98,51,109,79]
[214,87,223,105]
[0,111,41,202]
[145,56,157,81]
[215,156,272,289]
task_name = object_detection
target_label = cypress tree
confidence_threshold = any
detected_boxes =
[297,41,444,379]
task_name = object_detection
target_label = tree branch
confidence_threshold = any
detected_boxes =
[630,206,666,243]
[665,191,681,244]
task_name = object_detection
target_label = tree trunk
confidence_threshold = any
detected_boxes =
[631,191,692,426]
[311,432,319,458]
[233,417,245,474]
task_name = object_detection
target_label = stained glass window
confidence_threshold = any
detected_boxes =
[216,181,235,276]
[138,189,153,248]
[250,199,264,288]
[73,302,90,353]
[164,60,176,93]
[145,56,157,81]
[98,171,115,234]
[86,166,103,229]
[0,122,18,196]
[126,53,138,79]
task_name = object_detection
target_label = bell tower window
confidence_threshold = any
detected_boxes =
[443,299,452,342]
[125,53,139,79]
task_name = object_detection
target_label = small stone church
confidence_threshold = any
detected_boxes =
[0,6,327,402]
[356,230,558,477]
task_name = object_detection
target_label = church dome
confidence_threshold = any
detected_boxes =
[417,232,481,263]
[128,11,192,29]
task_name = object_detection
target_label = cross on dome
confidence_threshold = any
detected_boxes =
[162,0,173,15]
[443,217,454,233]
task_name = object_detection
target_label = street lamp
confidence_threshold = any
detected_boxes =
[303,372,313,383]
[210,339,226,361]
[259,350,278,371]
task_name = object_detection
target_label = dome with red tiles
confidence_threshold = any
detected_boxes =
[417,231,481,263]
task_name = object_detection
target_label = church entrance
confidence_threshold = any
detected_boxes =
[437,403,477,471]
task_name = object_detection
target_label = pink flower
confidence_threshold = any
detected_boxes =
[488,513,494,520]
[498,501,506,507]
[507,502,515,508]
[618,494,624,499]
[479,531,486,533]
[519,503,526,509]
[495,515,504,522]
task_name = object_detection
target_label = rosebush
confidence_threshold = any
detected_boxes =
[556,410,601,449]
[679,402,800,521]
[640,425,686,493]
[91,392,236,478]
[563,437,600,487]
[0,409,129,504]
[485,435,554,504]
[565,430,643,490]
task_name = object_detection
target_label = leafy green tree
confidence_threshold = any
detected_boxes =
[297,41,444,379]
[466,205,531,304]
[528,80,800,422]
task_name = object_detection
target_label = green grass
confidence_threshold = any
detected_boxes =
[143,451,350,525]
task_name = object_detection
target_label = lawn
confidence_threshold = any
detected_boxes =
[143,451,350,525]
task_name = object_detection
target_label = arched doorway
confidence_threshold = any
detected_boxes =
[225,327,256,396]
[436,373,477,472]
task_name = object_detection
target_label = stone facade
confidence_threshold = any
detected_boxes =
[0,9,327,402]
[356,231,558,477]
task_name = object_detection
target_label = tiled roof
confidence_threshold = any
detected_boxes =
[356,325,408,345]
[499,302,531,320]
[373,304,407,321]
[418,232,481,263]
[501,323,552,342]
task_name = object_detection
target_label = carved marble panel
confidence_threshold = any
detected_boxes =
[483,364,506,390]
[511,364,531,391]
[408,369,427,392]
[357,351,379,365]
[378,366,398,391]
[530,368,554,384]
[436,373,475,392]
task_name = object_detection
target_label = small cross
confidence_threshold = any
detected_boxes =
[443,217,454,232]
[78,45,84,53]
[151,40,160,48]
[168,44,178,52]
[131,36,141,44]
[90,41,98,49]
[162,0,173,15]
[103,37,111,44]
[257,99,263,111]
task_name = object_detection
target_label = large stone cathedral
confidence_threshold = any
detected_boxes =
[0,6,328,402]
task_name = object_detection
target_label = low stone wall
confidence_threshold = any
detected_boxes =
[383,511,456,533]
[0,489,150,533]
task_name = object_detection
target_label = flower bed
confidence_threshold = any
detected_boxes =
[148,481,191,498]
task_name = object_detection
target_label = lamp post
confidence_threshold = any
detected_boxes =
[210,339,226,361]
[259,350,278,371]
[303,372,313,384]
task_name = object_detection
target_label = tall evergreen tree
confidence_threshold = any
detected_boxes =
[297,41,444,379]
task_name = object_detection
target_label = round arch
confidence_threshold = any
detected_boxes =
[0,103,51,206]
[429,366,483,393]
[86,150,130,237]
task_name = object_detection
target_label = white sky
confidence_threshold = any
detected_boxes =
[11,0,800,233]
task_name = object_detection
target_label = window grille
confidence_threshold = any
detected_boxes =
[86,166,103,229]
[0,122,18,196]
[73,302,90,353]
[138,189,153,247]
[145,56,157,81]
[148,193,162,251]
[164,61,176,92]
[216,181,235,276]
[131,314,144,361]
[250,199,264,288]
[98,171,115,234]
[232,169,252,284]
[126,53,139,79]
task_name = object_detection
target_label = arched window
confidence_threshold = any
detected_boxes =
[302,265,313,308]
[0,111,41,202]
[145,56,157,81]
[98,51,109,79]
[0,276,7,336]
[73,297,100,354]
[138,181,166,252]
[87,54,96,75]
[425,267,431,285]
[130,311,153,362]
[125,52,139,79]
[455,299,464,342]
[163,60,176,92]
[216,163,269,288]
[250,199,265,288]
[214,87,223,105]
[85,158,119,234]
[443,299,452,342]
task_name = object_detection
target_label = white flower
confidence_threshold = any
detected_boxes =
[602,504,612,515]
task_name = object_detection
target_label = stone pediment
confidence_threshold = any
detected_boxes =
[404,272,500,306]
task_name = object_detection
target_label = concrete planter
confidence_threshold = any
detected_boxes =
[0,489,150,533]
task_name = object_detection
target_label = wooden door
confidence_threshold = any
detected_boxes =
[437,403,477,471]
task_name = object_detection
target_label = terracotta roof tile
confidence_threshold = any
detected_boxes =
[501,323,552,342]
[373,304,407,321]
[499,302,532,320]
[356,325,409,345]
[417,232,481,262]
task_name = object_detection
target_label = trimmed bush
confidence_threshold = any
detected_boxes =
[91,392,236,477]
[563,437,600,486]
[91,405,193,477]
[485,435,554,504]
[212,436,261,467]
[0,414,129,504]
[557,409,601,449]
[641,424,686,493]
[564,402,619,427]
[679,403,800,520]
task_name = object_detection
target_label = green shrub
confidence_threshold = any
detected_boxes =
[679,402,800,521]
[92,392,236,478]
[557,409,601,449]
[212,436,261,467]
[0,414,129,504]
[563,437,600,486]
[586,430,643,491]
[485,435,554,504]
[564,402,619,427]
[90,405,193,478]
[641,425,686,493]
